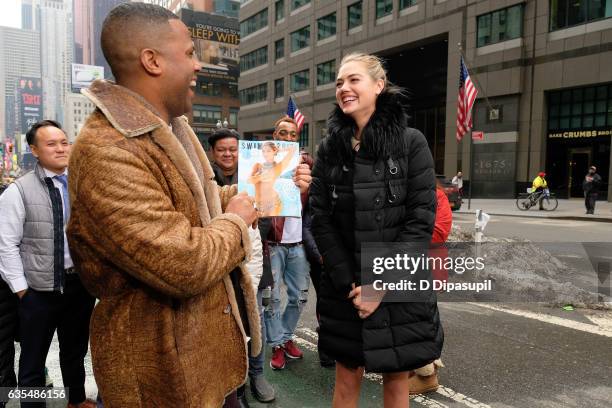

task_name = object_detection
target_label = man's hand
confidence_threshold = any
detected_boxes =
[16,289,27,299]
[225,192,258,228]
[293,164,312,193]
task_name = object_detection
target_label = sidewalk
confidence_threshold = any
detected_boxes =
[456,198,612,222]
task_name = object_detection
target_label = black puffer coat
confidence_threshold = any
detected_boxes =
[310,89,444,372]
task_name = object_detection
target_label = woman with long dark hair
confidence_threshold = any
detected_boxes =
[310,53,443,407]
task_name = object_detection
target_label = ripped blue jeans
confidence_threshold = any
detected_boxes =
[264,244,310,348]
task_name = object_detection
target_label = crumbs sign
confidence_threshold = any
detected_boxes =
[548,129,612,139]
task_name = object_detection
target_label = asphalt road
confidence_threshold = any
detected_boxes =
[452,213,612,242]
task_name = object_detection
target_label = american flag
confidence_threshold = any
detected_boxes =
[287,96,305,132]
[456,57,478,141]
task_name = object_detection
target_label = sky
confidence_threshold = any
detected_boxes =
[0,1,21,29]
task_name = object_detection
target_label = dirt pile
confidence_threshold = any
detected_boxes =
[446,224,610,310]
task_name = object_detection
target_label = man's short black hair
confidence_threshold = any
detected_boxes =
[209,129,240,149]
[101,3,179,79]
[26,120,63,146]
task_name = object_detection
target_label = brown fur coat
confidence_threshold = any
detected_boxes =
[67,80,261,408]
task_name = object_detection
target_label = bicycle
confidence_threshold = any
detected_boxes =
[515,188,558,211]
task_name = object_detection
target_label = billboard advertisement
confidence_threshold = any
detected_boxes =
[71,63,104,90]
[181,9,240,87]
[16,78,43,135]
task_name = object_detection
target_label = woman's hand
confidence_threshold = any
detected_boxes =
[348,284,382,319]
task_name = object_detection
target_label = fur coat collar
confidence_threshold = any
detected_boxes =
[325,88,411,166]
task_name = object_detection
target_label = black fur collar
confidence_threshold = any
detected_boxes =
[324,88,410,166]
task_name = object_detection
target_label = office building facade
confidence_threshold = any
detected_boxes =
[0,27,41,139]
[238,0,612,199]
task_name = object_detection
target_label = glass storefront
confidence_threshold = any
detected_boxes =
[546,84,611,199]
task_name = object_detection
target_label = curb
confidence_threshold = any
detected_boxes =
[455,211,612,223]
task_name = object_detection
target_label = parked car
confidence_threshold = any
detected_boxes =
[436,174,462,211]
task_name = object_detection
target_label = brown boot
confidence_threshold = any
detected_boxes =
[408,372,439,395]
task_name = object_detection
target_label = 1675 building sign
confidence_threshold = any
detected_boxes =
[548,129,612,139]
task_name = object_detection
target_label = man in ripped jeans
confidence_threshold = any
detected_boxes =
[264,116,311,371]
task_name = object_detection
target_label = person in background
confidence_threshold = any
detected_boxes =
[531,171,548,210]
[451,171,463,197]
[0,279,18,408]
[300,149,334,368]
[209,127,276,407]
[0,120,96,408]
[583,165,602,215]
[210,128,239,186]
[264,116,311,371]
[408,180,452,395]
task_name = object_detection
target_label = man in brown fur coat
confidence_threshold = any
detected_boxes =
[66,3,311,407]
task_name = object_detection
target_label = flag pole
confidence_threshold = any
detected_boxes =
[457,43,487,211]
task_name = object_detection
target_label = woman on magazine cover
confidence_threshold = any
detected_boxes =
[248,142,297,216]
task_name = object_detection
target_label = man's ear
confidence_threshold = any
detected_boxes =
[140,48,163,76]
[30,144,39,158]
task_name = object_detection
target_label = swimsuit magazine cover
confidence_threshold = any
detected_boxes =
[237,140,302,217]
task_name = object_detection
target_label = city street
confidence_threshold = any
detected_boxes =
[1,0,612,406]
[8,214,612,408]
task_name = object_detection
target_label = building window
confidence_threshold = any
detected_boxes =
[348,1,363,30]
[299,123,309,147]
[240,46,268,72]
[290,69,310,92]
[317,13,336,40]
[275,0,284,21]
[228,83,239,98]
[477,4,523,48]
[229,108,239,126]
[240,83,268,105]
[548,84,612,131]
[317,60,336,85]
[198,80,222,97]
[240,8,268,37]
[399,0,416,9]
[275,78,284,99]
[215,0,240,18]
[550,0,612,31]
[275,38,285,60]
[193,105,222,124]
[290,26,310,52]
[376,0,393,19]
[291,0,310,11]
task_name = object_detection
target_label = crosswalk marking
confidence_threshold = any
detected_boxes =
[294,328,492,408]
[468,303,612,337]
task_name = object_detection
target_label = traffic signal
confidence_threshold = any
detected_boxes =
[7,143,13,154]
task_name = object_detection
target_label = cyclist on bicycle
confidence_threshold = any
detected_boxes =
[532,171,548,210]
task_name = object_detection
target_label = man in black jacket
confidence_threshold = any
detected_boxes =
[0,280,18,408]
[583,165,602,215]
